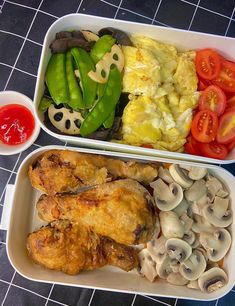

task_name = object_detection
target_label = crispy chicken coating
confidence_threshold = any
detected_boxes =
[37,179,156,245]
[27,221,139,275]
[29,150,158,195]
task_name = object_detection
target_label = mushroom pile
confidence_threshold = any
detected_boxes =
[138,164,232,293]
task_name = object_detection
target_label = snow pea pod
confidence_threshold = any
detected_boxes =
[90,35,116,63]
[71,47,97,109]
[46,53,69,104]
[103,110,115,129]
[38,96,52,112]
[66,51,84,109]
[80,66,121,136]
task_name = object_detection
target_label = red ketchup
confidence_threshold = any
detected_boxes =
[0,104,35,145]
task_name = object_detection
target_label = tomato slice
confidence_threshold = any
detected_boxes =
[191,110,218,143]
[199,142,228,159]
[217,110,235,144]
[184,135,201,155]
[226,139,235,152]
[141,144,153,149]
[213,60,235,93]
[198,85,226,116]
[195,49,221,80]
[226,95,235,112]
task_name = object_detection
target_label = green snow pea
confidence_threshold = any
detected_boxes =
[38,96,52,112]
[66,51,84,109]
[90,35,116,64]
[80,66,121,136]
[71,47,97,109]
[46,53,69,104]
[103,110,115,129]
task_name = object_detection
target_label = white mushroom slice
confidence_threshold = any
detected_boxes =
[190,194,208,216]
[185,180,207,202]
[81,30,99,42]
[147,235,166,263]
[138,249,157,282]
[192,214,216,233]
[170,259,180,273]
[159,211,184,239]
[165,238,192,263]
[187,280,200,290]
[183,231,195,245]
[187,167,207,180]
[151,179,183,211]
[202,196,232,228]
[179,250,207,281]
[180,212,193,231]
[88,44,124,83]
[48,105,84,135]
[199,229,231,262]
[167,272,189,286]
[169,164,193,188]
[198,268,228,293]
[156,254,172,279]
[191,236,200,249]
[158,166,174,184]
[173,199,190,217]
[206,175,229,202]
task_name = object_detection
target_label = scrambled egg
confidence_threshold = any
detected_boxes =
[119,35,199,152]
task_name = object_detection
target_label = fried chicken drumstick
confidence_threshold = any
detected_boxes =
[27,221,139,275]
[37,179,156,245]
[29,150,158,195]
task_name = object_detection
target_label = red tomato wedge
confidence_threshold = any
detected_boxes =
[198,78,212,91]
[217,110,235,144]
[213,60,235,93]
[191,110,218,143]
[184,135,201,155]
[226,95,235,112]
[195,49,221,80]
[199,85,226,116]
[199,142,228,159]
[226,139,235,152]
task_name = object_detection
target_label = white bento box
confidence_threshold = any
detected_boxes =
[34,14,235,164]
[6,145,235,301]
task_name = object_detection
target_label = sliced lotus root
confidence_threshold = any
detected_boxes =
[81,30,99,42]
[88,44,124,83]
[48,104,84,135]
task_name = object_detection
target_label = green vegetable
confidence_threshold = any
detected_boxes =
[103,110,115,129]
[71,47,97,109]
[45,53,69,104]
[80,66,121,136]
[66,51,84,109]
[38,96,52,112]
[90,35,116,64]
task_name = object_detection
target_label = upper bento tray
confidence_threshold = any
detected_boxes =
[34,14,235,164]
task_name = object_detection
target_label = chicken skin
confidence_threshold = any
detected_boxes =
[37,179,156,245]
[27,221,139,275]
[29,150,158,195]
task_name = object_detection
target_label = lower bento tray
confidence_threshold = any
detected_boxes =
[6,145,235,301]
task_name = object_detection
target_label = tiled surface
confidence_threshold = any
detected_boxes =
[0,0,235,306]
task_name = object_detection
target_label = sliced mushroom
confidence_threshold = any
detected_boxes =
[170,259,180,273]
[159,211,184,239]
[199,229,231,262]
[179,250,207,281]
[185,180,207,202]
[183,231,195,245]
[169,164,193,188]
[48,104,84,135]
[180,212,193,231]
[165,238,192,263]
[191,236,201,249]
[206,175,229,202]
[81,30,99,42]
[158,166,174,184]
[138,249,157,282]
[198,267,228,293]
[192,214,216,233]
[147,235,166,263]
[173,199,190,217]
[184,166,207,180]
[187,280,200,290]
[167,272,189,286]
[202,196,233,228]
[150,179,183,211]
[156,254,172,279]
[190,194,208,216]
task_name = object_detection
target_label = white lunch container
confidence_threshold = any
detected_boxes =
[34,14,235,164]
[6,145,235,301]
